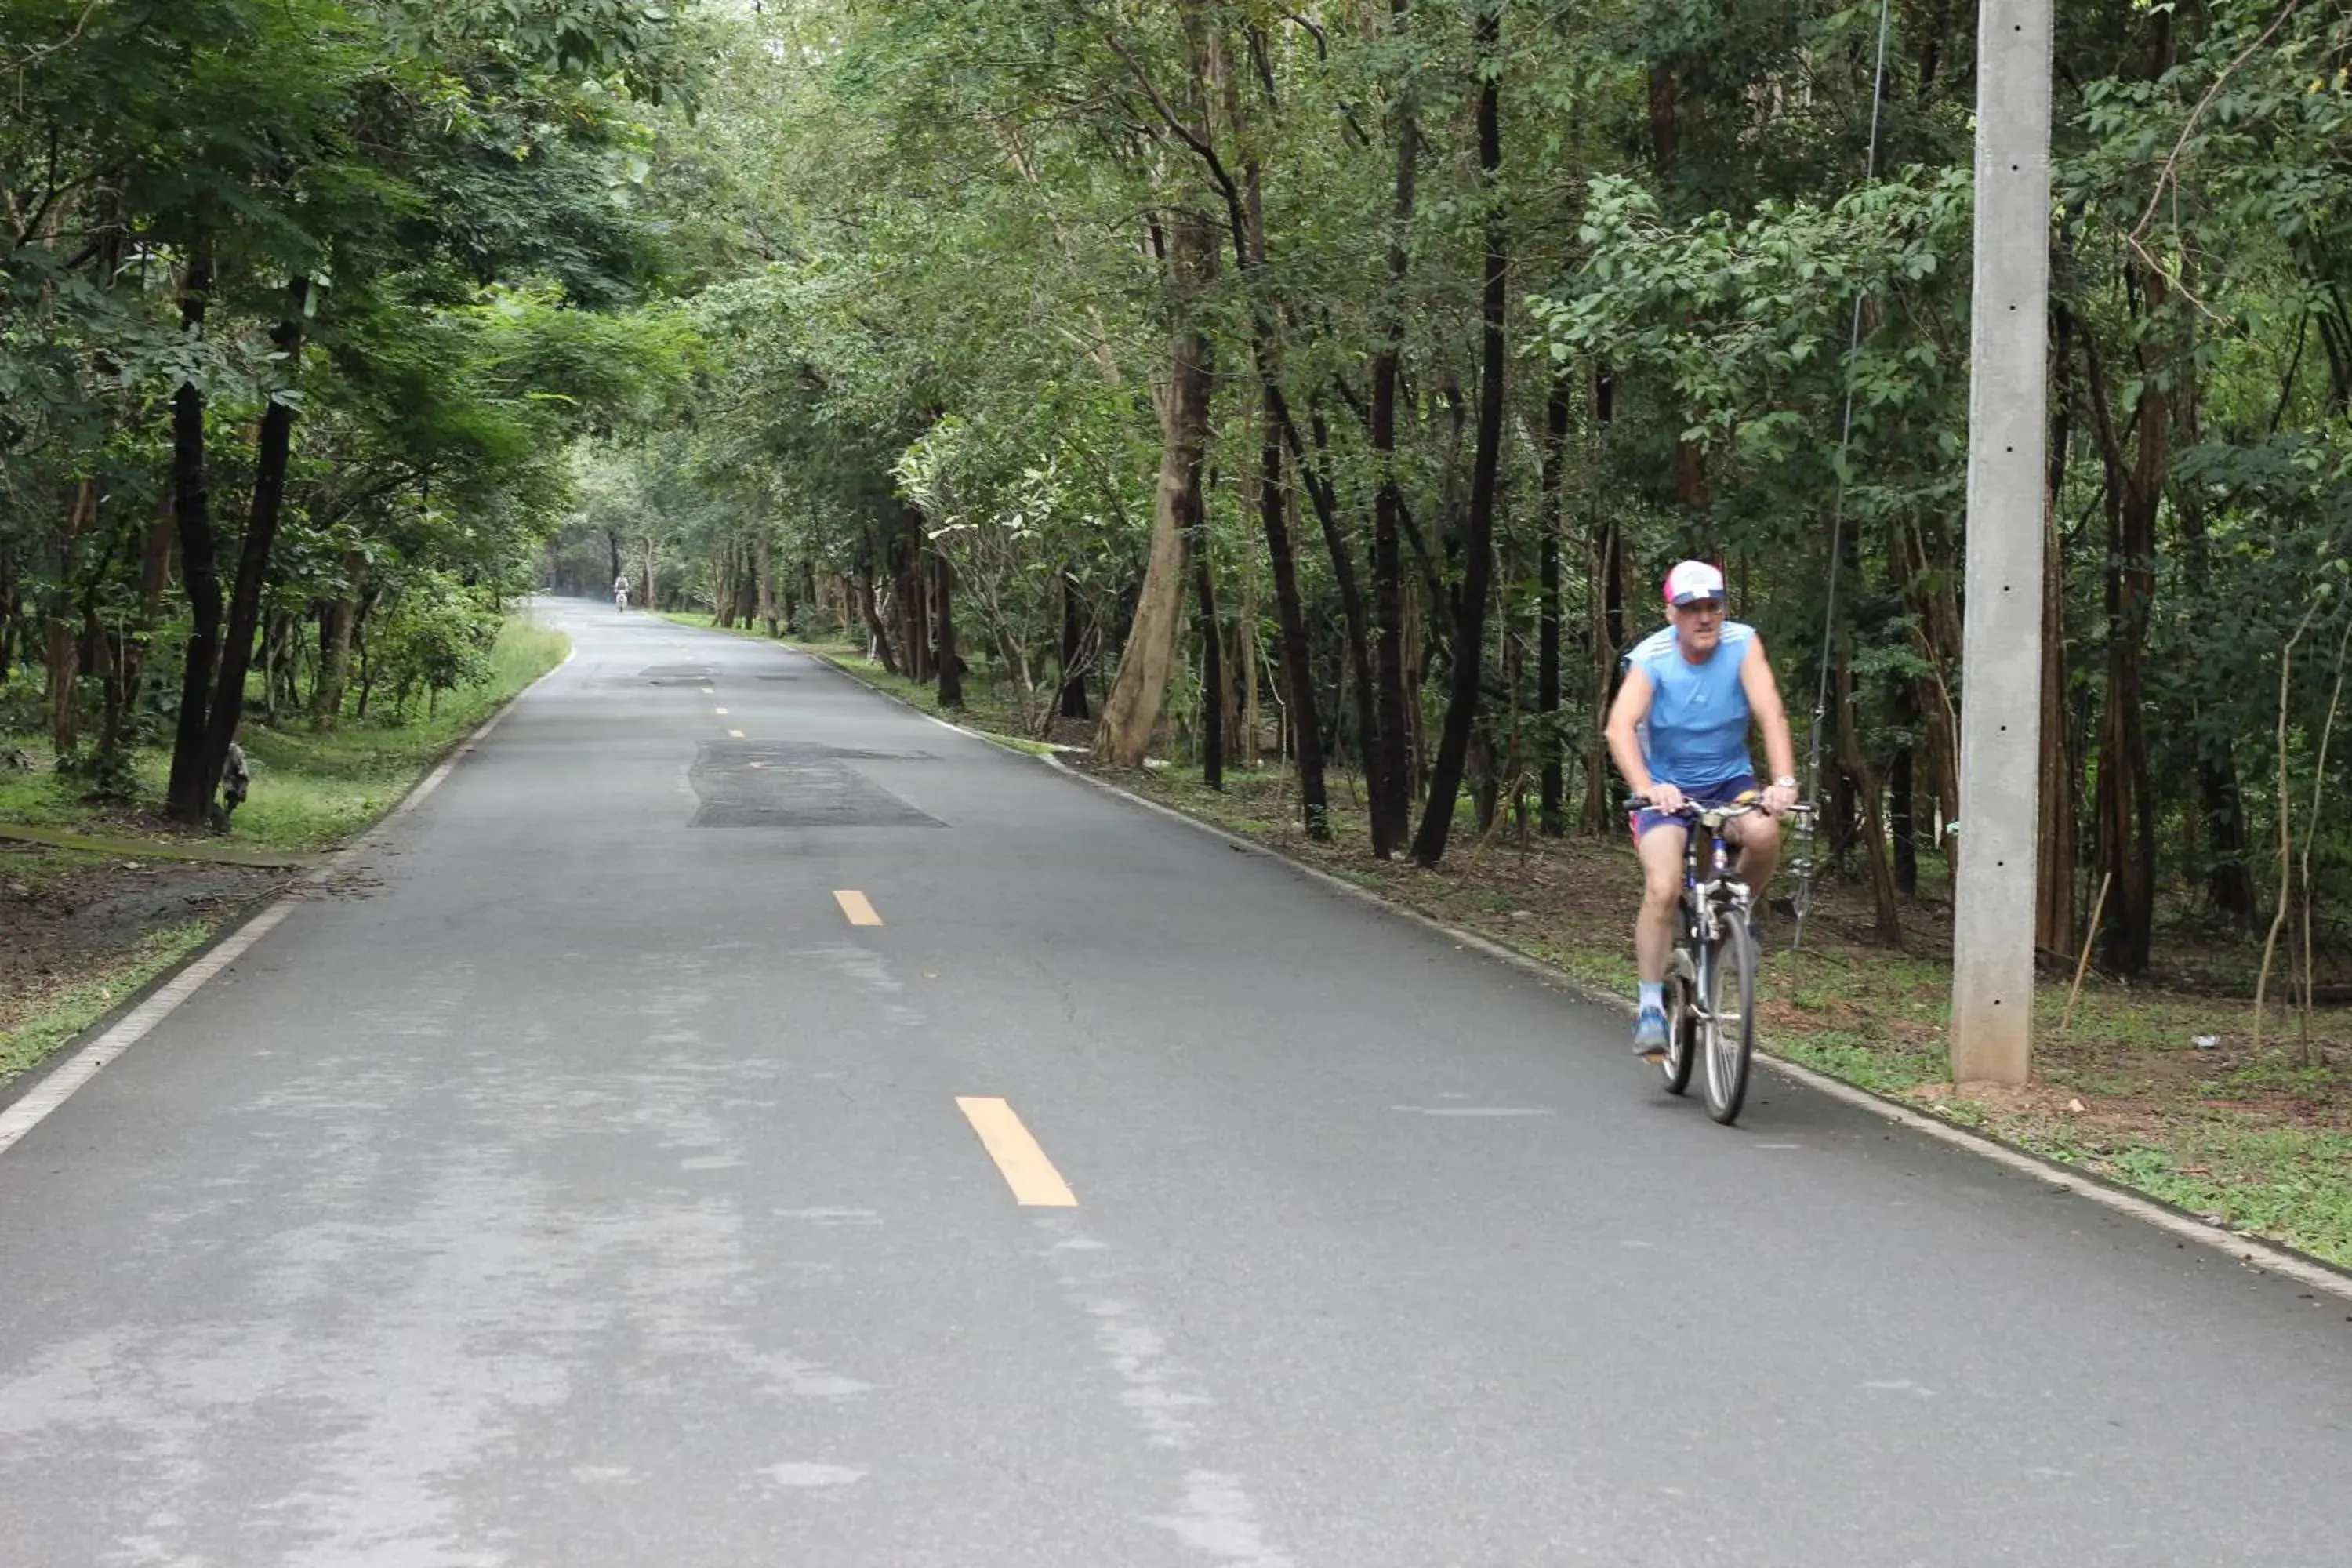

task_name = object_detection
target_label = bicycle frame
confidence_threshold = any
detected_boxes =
[1679,803,1754,946]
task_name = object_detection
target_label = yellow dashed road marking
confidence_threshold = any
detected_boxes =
[833,890,882,927]
[956,1098,1077,1207]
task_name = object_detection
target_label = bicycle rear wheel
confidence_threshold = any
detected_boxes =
[1702,920,1756,1124]
[1661,949,1697,1096]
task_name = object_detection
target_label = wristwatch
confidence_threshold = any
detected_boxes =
[1772,775,1798,789]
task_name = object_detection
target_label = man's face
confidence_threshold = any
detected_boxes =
[1671,597,1725,656]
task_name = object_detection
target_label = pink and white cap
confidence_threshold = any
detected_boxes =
[1663,559,1726,608]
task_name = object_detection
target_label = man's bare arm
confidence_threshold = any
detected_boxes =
[1740,637,1798,796]
[1604,664,1658,796]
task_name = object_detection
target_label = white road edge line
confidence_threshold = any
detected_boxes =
[719,621,2352,1305]
[0,641,578,1160]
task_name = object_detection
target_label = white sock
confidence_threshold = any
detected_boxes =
[1639,982,1664,1014]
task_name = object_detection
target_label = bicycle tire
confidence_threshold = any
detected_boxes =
[1703,921,1756,1124]
[1661,949,1696,1096]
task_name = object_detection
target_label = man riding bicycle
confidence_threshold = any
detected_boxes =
[1603,560,1800,1059]
[613,573,630,611]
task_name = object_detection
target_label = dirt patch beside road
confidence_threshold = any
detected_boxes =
[1,844,290,1062]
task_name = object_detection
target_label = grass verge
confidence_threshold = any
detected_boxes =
[233,616,569,850]
[0,920,212,1083]
[0,615,565,854]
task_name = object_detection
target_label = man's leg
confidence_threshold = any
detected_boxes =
[1632,822,1686,1055]
[1731,811,1780,895]
[1635,823,1687,983]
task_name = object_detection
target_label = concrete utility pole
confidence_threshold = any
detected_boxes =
[1950,0,2053,1085]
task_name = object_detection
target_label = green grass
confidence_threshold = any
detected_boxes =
[0,920,213,1081]
[0,756,110,830]
[2056,1124,2352,1264]
[232,616,568,849]
[1775,1028,1956,1098]
[1,615,567,854]
[778,638,1054,750]
[653,609,752,637]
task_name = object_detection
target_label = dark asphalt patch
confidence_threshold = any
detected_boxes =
[688,740,942,829]
[640,663,717,686]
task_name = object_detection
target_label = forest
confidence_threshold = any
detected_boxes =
[9,0,2352,985]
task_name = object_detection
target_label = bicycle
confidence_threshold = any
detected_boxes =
[1626,793,1811,1125]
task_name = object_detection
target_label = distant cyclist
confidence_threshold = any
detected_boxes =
[613,573,630,612]
[1602,560,1799,1058]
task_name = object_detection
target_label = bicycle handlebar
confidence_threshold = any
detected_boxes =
[1624,792,1815,816]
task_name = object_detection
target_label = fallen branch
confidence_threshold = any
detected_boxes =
[2061,871,2114,1037]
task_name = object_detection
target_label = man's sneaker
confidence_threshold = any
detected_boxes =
[1632,1006,1669,1059]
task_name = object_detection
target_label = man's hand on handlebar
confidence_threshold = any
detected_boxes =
[1636,782,1687,815]
[1762,782,1799,818]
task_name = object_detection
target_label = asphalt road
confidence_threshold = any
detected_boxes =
[3,599,2348,1568]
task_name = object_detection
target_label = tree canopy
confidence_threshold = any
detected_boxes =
[8,0,2350,977]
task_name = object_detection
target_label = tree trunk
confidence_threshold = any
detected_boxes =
[757,534,780,637]
[0,538,17,684]
[43,481,93,753]
[2034,510,2078,953]
[1239,543,1261,766]
[165,250,222,826]
[260,608,290,721]
[1584,371,1624,831]
[1890,741,1918,895]
[1287,408,1376,841]
[1057,570,1091,720]
[97,506,175,770]
[895,503,931,682]
[1646,58,1712,513]
[2033,302,2078,952]
[856,568,900,675]
[2172,335,2258,923]
[198,284,309,819]
[1096,212,1214,769]
[1539,373,1568,835]
[315,588,360,727]
[1191,476,1222,790]
[935,546,965,709]
[1189,19,1330,833]
[1367,28,1417,853]
[2088,279,2168,977]
[1838,659,1904,946]
[1259,405,1325,834]
[45,618,78,754]
[1411,3,1504,866]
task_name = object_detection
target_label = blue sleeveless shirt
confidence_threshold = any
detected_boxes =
[1626,621,1755,789]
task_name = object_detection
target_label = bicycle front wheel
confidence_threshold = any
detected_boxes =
[1703,921,1757,1124]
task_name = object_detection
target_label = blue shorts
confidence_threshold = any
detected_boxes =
[1628,773,1759,843]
